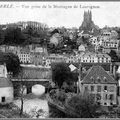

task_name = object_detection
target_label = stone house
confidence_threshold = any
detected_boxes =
[81,65,117,106]
[0,64,14,104]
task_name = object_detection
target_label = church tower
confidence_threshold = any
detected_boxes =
[79,10,99,35]
[83,10,92,23]
[89,10,92,22]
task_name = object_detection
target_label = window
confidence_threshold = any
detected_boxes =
[1,97,5,102]
[96,93,101,100]
[85,86,88,91]
[105,94,107,100]
[109,86,114,92]
[102,57,104,62]
[104,86,108,91]
[91,85,94,92]
[97,86,101,92]
[104,77,107,82]
[106,58,108,63]
[91,77,94,83]
[110,102,113,105]
[91,94,95,100]
[109,94,114,101]
[97,102,101,105]
[97,77,101,83]
[104,102,107,105]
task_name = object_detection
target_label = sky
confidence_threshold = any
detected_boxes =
[0,2,120,28]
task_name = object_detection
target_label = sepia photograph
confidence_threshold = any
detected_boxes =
[0,1,120,118]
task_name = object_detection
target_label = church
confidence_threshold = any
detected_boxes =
[79,10,100,36]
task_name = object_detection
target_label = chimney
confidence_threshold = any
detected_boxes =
[90,10,92,21]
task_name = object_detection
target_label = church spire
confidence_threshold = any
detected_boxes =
[84,11,86,21]
[80,10,99,34]
[90,10,92,21]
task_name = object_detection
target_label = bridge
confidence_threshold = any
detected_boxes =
[10,65,52,96]
[11,78,52,97]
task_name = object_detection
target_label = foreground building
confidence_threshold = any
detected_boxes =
[81,65,117,106]
[0,64,14,104]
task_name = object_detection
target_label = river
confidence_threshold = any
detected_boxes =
[13,97,49,118]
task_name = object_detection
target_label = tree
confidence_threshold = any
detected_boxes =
[4,27,26,45]
[52,63,74,88]
[109,50,119,62]
[0,52,21,76]
[23,24,49,45]
[16,67,25,117]
[0,29,4,44]
[66,92,100,118]
[17,67,30,117]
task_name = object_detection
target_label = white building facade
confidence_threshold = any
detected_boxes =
[78,52,111,63]
[17,51,32,64]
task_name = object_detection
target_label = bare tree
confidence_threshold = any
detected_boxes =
[18,68,26,117]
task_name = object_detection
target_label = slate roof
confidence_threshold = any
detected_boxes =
[0,77,13,87]
[82,65,117,84]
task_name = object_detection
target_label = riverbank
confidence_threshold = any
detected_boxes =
[13,93,49,118]
[0,103,29,118]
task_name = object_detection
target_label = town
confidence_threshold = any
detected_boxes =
[0,9,120,118]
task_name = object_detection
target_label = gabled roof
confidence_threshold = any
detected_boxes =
[82,65,117,84]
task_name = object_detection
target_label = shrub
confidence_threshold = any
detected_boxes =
[49,89,67,104]
[56,90,67,103]
[62,82,77,93]
[66,93,100,118]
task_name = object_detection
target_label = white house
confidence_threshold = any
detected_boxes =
[0,64,14,104]
[17,50,32,64]
[78,52,111,63]
[78,44,86,52]
[66,55,78,63]
[102,39,119,53]
[50,33,62,46]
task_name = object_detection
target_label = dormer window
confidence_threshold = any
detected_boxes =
[104,77,107,82]
[90,77,94,83]
[97,76,101,83]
